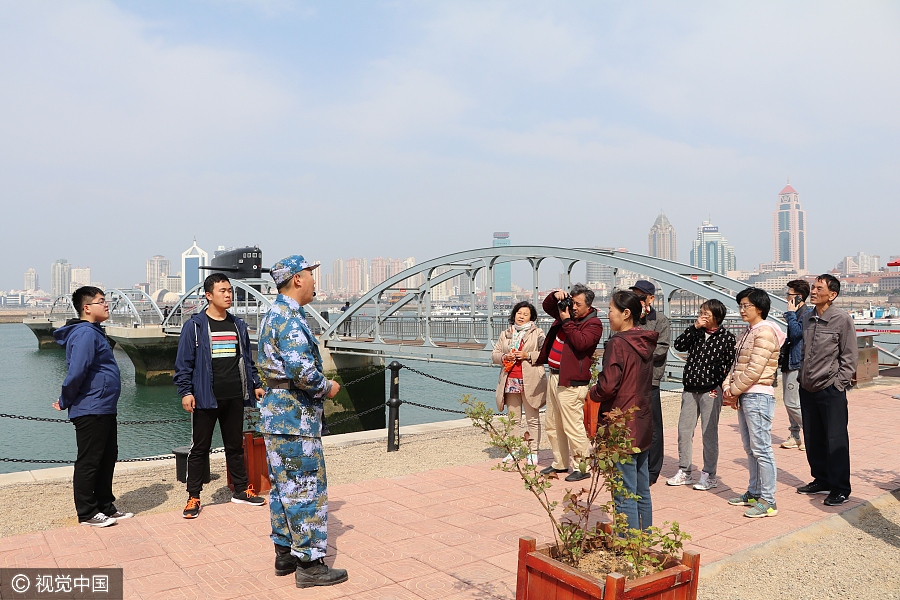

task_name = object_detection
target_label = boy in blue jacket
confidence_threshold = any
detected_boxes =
[174,273,265,518]
[53,287,132,527]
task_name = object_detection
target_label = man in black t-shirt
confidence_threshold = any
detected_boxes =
[174,273,266,518]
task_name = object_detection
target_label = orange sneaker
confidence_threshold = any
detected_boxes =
[232,484,267,506]
[182,497,201,519]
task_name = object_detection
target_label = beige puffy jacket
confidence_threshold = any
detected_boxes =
[725,321,785,396]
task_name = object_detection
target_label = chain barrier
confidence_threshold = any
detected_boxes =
[0,448,225,466]
[340,366,389,387]
[0,413,189,425]
[0,363,498,462]
[400,365,496,392]
[326,401,389,428]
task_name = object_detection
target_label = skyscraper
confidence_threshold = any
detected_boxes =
[648,213,677,261]
[586,247,616,296]
[690,221,736,275]
[492,232,511,296]
[146,255,170,294]
[332,258,345,292]
[50,259,70,298]
[24,268,38,292]
[772,183,807,274]
[181,238,209,294]
[70,267,92,292]
[345,258,368,296]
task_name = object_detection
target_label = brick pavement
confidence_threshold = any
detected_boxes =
[2,382,899,599]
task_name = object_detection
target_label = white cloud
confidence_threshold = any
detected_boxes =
[0,1,290,173]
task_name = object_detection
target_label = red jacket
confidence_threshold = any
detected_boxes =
[588,328,659,452]
[536,294,604,387]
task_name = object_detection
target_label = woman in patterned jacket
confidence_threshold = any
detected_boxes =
[666,299,736,492]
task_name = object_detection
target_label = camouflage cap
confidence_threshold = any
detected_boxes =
[270,255,319,286]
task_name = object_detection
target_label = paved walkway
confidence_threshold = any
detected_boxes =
[2,382,899,599]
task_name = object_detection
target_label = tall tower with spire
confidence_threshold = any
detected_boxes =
[772,182,807,274]
[181,237,209,293]
[648,212,677,261]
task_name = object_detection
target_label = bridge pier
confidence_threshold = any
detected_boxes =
[320,346,386,435]
[24,319,63,349]
[106,325,179,385]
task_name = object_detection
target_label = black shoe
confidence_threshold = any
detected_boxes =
[274,544,298,576]
[797,481,831,495]
[295,558,349,588]
[540,466,568,475]
[823,493,849,506]
[565,470,590,482]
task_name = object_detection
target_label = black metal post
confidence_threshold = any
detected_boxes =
[387,361,402,452]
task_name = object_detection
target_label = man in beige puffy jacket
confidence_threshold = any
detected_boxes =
[723,288,786,519]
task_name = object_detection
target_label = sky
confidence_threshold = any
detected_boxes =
[2,1,899,292]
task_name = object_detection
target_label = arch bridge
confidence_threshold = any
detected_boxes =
[320,246,786,376]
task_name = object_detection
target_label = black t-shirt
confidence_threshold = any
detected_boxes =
[207,314,244,401]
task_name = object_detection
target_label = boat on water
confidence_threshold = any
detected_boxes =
[850,304,900,326]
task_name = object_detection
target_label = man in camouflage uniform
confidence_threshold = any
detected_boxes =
[257,255,348,588]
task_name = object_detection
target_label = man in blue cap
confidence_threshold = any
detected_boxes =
[257,255,348,588]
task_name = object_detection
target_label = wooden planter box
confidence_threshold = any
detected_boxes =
[516,537,699,600]
[227,432,271,494]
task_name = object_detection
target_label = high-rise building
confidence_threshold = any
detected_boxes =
[370,257,390,287]
[586,247,616,296]
[310,261,321,290]
[345,258,368,296]
[332,258,345,292]
[772,183,807,274]
[165,275,183,294]
[70,267,92,292]
[181,238,209,294]
[50,259,70,298]
[146,255,170,294]
[648,213,677,261]
[690,221,736,275]
[493,232,511,296]
[24,268,38,292]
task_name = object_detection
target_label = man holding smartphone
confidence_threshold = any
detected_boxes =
[780,280,813,450]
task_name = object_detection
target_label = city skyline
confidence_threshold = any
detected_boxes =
[2,4,899,293]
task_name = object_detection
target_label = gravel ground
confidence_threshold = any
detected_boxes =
[699,492,900,600]
[4,390,898,598]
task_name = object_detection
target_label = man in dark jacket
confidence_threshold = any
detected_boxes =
[796,274,858,506]
[53,286,131,527]
[779,279,813,450]
[536,283,604,482]
[174,273,266,518]
[630,280,670,485]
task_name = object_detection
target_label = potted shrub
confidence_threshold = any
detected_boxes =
[462,396,699,600]
[227,406,271,493]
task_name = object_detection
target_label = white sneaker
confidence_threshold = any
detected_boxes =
[526,454,538,466]
[666,469,693,486]
[502,453,515,464]
[692,471,718,490]
[81,512,116,527]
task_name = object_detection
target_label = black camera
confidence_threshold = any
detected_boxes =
[558,296,574,313]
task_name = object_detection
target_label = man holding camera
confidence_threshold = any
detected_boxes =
[536,283,604,482]
[630,280,670,486]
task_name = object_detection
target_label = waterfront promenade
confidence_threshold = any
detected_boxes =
[2,381,899,599]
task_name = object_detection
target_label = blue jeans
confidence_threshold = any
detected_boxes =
[737,393,777,504]
[615,451,652,530]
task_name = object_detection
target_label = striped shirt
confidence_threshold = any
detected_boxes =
[547,330,567,370]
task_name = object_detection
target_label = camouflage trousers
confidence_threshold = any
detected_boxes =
[262,434,328,561]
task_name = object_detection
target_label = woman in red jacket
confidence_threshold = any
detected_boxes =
[589,290,659,531]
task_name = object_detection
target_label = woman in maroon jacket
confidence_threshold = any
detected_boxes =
[589,290,659,531]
